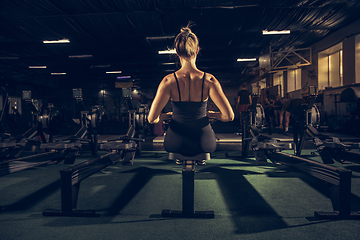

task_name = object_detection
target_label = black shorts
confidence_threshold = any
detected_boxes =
[164,122,216,157]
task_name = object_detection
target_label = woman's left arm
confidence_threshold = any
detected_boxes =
[148,77,171,124]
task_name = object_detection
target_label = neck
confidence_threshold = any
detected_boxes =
[179,56,198,71]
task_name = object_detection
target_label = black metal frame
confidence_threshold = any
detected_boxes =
[162,153,214,218]
[42,126,140,217]
[265,150,360,220]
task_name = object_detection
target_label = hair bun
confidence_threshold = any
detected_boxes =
[175,24,198,59]
[181,27,191,34]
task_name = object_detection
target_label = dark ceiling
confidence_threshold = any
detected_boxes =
[1,0,360,91]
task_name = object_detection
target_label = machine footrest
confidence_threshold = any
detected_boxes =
[161,209,214,218]
[42,209,100,217]
[314,211,360,220]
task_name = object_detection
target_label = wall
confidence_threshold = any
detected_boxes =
[310,18,360,89]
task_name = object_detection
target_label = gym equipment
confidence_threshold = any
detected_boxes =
[306,125,360,165]
[22,90,63,143]
[1,89,27,160]
[267,151,359,220]
[239,94,260,157]
[161,153,214,218]
[1,129,86,177]
[253,103,266,128]
[72,88,108,156]
[251,119,360,220]
[0,136,27,161]
[87,105,106,155]
[0,137,80,177]
[135,103,150,135]
[250,125,292,165]
[281,90,360,165]
[42,125,144,217]
[0,130,84,211]
[1,90,63,160]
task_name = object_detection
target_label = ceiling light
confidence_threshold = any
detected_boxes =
[237,58,257,62]
[146,36,175,40]
[69,55,93,58]
[158,49,176,55]
[91,64,111,68]
[262,30,290,35]
[116,76,131,79]
[29,66,47,69]
[161,62,176,65]
[51,72,66,75]
[106,71,122,74]
[43,38,70,44]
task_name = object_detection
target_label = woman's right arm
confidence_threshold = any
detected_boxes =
[207,75,235,122]
[148,76,171,124]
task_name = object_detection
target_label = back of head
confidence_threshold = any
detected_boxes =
[174,25,199,59]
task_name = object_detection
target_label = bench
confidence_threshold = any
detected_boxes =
[161,152,214,218]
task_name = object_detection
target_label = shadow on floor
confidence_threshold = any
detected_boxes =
[199,166,288,234]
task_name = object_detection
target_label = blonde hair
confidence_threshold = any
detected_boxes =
[174,25,199,59]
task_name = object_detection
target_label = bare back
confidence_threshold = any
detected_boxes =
[148,69,234,124]
[170,70,209,102]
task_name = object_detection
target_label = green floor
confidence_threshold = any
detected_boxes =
[1,146,360,240]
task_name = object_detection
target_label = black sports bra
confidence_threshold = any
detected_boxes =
[171,72,208,125]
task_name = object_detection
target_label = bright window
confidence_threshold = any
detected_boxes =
[273,72,284,97]
[287,68,301,92]
[252,78,266,94]
[355,34,360,83]
[318,43,343,89]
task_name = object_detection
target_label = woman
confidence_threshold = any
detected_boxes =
[148,25,234,156]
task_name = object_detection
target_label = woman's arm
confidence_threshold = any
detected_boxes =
[148,77,171,124]
[208,75,235,122]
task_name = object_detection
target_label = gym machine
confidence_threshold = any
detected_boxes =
[42,125,144,217]
[161,152,214,218]
[238,93,266,157]
[0,90,86,177]
[306,124,360,165]
[250,88,360,220]
[251,128,359,219]
[135,103,150,136]
[277,87,360,165]
[72,88,109,156]
[1,90,64,161]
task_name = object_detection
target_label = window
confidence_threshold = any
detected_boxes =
[258,78,266,89]
[355,34,360,83]
[251,78,266,94]
[287,68,301,92]
[318,43,343,89]
[329,50,343,87]
[273,72,284,97]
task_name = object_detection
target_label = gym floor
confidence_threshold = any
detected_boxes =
[1,127,360,240]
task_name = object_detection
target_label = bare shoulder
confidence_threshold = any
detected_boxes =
[160,73,175,87]
[204,73,220,86]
